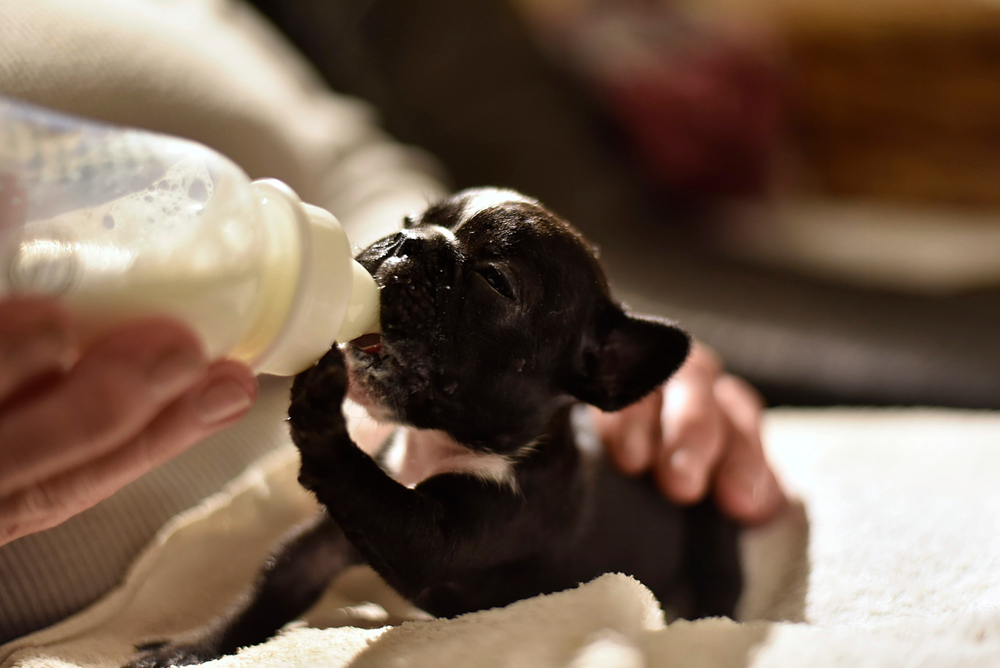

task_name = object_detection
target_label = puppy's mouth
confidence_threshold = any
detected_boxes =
[350,333,383,355]
[345,323,435,426]
[344,332,397,420]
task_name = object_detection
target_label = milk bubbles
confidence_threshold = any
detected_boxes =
[3,126,270,358]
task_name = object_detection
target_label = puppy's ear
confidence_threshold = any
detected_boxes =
[567,309,691,412]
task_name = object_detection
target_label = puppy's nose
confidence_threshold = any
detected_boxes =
[395,225,454,257]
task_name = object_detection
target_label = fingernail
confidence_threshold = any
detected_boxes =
[197,379,253,425]
[669,448,701,497]
[147,348,205,399]
[736,466,765,511]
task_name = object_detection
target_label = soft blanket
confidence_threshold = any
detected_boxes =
[3,408,1000,667]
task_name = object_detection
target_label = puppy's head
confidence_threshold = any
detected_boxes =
[346,188,690,452]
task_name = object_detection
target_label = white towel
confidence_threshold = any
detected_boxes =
[4,408,1000,668]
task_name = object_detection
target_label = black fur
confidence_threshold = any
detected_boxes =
[128,189,740,667]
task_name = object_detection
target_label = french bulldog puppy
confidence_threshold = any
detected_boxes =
[131,188,741,666]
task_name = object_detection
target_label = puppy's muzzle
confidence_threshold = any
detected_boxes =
[376,226,459,338]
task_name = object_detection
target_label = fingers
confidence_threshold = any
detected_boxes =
[711,375,785,524]
[598,388,662,475]
[0,304,259,545]
[597,338,786,526]
[0,359,256,546]
[0,318,210,498]
[0,297,78,400]
[653,343,726,503]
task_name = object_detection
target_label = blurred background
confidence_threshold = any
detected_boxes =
[247,0,1000,409]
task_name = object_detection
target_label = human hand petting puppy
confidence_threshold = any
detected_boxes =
[0,296,257,547]
[0,296,781,547]
[596,341,785,525]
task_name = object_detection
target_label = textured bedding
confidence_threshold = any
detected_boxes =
[3,408,1000,668]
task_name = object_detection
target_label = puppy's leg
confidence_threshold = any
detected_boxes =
[684,501,743,618]
[289,347,520,602]
[128,513,358,667]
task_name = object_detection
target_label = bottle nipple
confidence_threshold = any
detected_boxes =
[337,260,381,342]
[248,181,381,376]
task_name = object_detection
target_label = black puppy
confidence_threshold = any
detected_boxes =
[131,188,741,666]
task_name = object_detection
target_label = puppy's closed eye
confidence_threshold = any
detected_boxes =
[475,264,515,299]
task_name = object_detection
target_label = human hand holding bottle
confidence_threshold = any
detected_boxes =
[0,296,257,547]
[0,101,379,548]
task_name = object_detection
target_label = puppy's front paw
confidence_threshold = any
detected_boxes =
[289,347,352,487]
[289,346,348,434]
[125,639,219,668]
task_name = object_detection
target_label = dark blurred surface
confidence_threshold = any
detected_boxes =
[247,0,1000,409]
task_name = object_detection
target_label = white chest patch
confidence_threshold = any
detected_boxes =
[382,428,517,491]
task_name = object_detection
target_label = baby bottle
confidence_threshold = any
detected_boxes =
[0,97,380,376]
